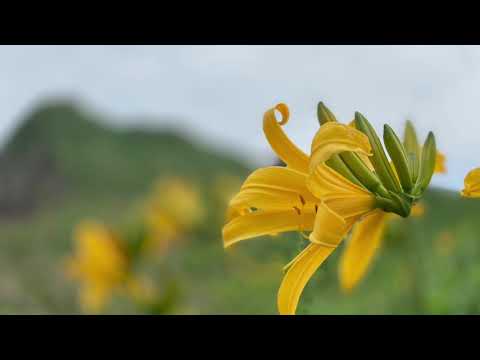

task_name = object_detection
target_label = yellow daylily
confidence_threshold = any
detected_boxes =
[148,177,205,230]
[223,103,378,315]
[65,221,129,313]
[223,103,438,315]
[143,177,205,253]
[143,211,180,255]
[461,168,480,198]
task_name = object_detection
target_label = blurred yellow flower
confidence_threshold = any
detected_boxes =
[65,221,129,313]
[435,152,447,174]
[148,177,205,231]
[143,177,205,253]
[461,168,480,198]
[143,211,180,254]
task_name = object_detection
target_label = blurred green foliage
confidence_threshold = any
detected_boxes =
[0,99,479,314]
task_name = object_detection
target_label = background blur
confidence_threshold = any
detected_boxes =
[0,45,480,314]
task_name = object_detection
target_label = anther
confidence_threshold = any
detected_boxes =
[299,195,306,206]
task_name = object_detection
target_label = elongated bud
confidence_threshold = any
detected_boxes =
[383,124,413,192]
[403,120,420,183]
[339,152,390,198]
[326,155,366,188]
[317,102,337,125]
[413,132,436,196]
[354,112,402,193]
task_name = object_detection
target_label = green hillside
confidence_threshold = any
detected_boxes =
[0,99,479,314]
[0,99,251,313]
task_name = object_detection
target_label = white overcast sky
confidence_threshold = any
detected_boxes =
[0,45,479,191]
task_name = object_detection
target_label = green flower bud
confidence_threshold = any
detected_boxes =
[354,112,402,194]
[383,124,413,192]
[317,102,337,125]
[412,131,436,196]
[403,120,420,183]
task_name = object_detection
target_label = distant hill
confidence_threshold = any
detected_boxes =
[0,99,251,218]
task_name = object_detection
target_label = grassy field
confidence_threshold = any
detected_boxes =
[0,99,479,314]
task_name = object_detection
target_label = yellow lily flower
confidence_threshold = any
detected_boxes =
[65,221,129,313]
[223,103,438,315]
[223,104,378,315]
[461,168,480,198]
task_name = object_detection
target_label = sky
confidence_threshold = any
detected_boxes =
[0,45,479,191]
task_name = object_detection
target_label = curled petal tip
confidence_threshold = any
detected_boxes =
[273,103,289,125]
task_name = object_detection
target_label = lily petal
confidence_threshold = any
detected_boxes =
[309,202,352,246]
[228,166,318,213]
[263,104,309,173]
[307,163,375,218]
[338,210,390,292]
[277,243,333,315]
[223,209,316,248]
[277,203,357,315]
[461,167,480,198]
[348,119,375,171]
[310,122,372,172]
